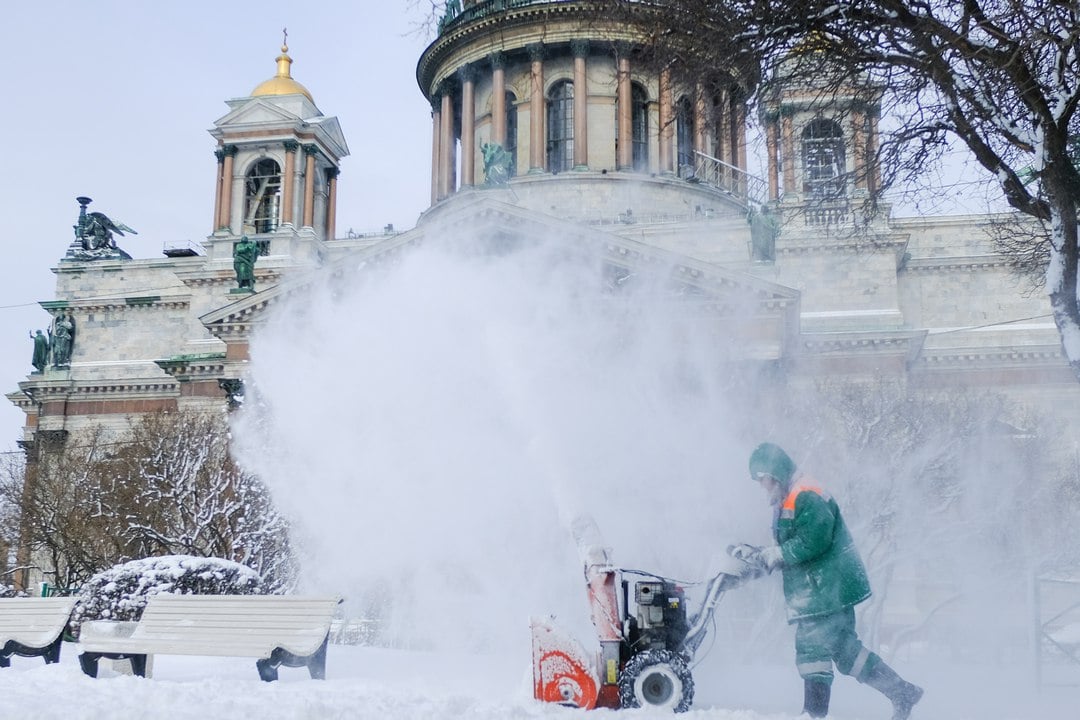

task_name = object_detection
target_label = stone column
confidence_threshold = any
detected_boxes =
[658,68,673,174]
[616,46,632,170]
[852,109,866,191]
[766,117,780,201]
[528,43,545,173]
[572,40,589,170]
[717,90,731,170]
[491,52,507,147]
[869,113,881,193]
[781,113,796,194]
[430,98,442,205]
[302,145,318,228]
[440,83,456,197]
[325,167,338,241]
[460,67,477,187]
[282,140,298,225]
[219,145,238,231]
[213,149,224,232]
[694,82,707,156]
[735,100,748,196]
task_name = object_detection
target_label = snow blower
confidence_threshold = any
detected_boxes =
[531,515,761,712]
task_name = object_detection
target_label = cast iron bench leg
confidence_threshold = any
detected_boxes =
[79,652,101,678]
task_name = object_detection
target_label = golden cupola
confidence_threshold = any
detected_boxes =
[251,43,314,102]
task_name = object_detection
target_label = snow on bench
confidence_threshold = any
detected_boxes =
[0,597,76,667]
[77,594,342,681]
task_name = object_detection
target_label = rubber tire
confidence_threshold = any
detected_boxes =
[618,649,694,712]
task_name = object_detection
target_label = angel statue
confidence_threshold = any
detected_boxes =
[71,196,137,257]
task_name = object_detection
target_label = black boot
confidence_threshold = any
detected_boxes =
[802,679,831,718]
[862,661,923,720]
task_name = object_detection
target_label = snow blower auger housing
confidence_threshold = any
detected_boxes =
[531,516,760,712]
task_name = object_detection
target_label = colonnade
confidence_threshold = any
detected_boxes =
[428,44,749,204]
[212,142,339,236]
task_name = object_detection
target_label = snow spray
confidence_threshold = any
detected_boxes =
[231,226,772,655]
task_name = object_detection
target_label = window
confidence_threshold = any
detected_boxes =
[243,158,282,234]
[802,118,846,198]
[676,96,694,177]
[505,91,518,179]
[631,83,649,171]
[547,80,574,174]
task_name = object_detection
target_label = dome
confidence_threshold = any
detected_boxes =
[251,44,314,102]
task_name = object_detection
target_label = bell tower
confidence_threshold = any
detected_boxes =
[760,42,883,214]
[207,38,349,268]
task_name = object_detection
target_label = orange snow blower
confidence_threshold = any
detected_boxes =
[531,515,760,712]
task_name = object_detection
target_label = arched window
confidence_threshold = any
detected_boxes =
[505,91,518,179]
[244,158,282,234]
[802,118,846,198]
[631,83,649,171]
[676,96,694,177]
[547,80,574,174]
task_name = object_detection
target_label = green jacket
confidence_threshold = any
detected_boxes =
[774,479,871,622]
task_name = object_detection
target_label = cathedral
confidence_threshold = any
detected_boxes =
[7,1,1079,588]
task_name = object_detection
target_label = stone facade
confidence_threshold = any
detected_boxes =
[7,2,1080,590]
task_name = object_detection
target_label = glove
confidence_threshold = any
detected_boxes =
[727,543,762,563]
[759,545,784,573]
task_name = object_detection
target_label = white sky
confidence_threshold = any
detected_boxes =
[1,2,436,450]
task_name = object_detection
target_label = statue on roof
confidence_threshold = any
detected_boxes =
[68,197,137,260]
[233,235,260,291]
[49,311,75,368]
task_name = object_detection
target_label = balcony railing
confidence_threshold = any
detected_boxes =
[440,0,562,33]
[690,151,768,210]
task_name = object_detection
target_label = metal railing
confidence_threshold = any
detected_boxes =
[440,0,558,33]
[691,151,767,210]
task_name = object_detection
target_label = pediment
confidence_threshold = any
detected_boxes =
[306,116,349,158]
[213,98,306,130]
[201,195,802,359]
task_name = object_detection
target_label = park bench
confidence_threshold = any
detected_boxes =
[77,594,342,681]
[0,597,76,667]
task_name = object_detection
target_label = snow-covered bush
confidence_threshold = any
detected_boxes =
[0,582,28,598]
[68,555,265,637]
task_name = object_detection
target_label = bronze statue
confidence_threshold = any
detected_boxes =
[30,330,49,373]
[481,142,512,186]
[233,236,259,291]
[50,312,75,368]
[71,197,137,258]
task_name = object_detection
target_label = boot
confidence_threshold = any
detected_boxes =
[802,679,831,718]
[862,661,923,720]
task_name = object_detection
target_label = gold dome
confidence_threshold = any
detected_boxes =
[251,44,314,102]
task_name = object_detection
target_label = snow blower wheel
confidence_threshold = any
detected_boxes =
[618,649,694,712]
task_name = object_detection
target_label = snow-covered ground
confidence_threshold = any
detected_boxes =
[1,640,1075,720]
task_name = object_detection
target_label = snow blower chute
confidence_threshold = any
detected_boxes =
[531,515,761,712]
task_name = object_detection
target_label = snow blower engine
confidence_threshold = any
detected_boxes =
[531,515,761,712]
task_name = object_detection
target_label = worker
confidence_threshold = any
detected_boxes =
[730,442,923,719]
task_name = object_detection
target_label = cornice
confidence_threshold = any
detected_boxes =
[156,353,228,380]
[916,345,1065,368]
[800,330,927,362]
[417,1,641,95]
[18,378,179,403]
[902,255,1014,274]
[40,296,190,314]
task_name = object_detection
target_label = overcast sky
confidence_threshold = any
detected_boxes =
[2,2,435,449]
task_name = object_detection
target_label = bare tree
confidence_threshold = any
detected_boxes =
[603,0,1080,380]
[0,411,296,593]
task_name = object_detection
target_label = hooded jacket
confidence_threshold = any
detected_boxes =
[749,443,871,621]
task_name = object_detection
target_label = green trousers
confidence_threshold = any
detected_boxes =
[794,606,879,686]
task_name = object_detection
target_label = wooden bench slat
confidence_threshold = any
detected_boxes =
[0,598,75,648]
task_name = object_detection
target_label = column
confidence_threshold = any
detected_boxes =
[766,117,780,201]
[212,149,224,232]
[491,52,507,147]
[735,100,748,196]
[616,47,632,170]
[852,109,866,191]
[460,67,477,187]
[781,113,796,194]
[528,43,545,173]
[282,140,298,225]
[658,68,673,174]
[694,82,707,155]
[325,167,338,241]
[869,112,881,194]
[440,83,456,197]
[302,145,318,228]
[218,145,237,231]
[717,90,731,177]
[572,40,589,170]
[430,98,442,205]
